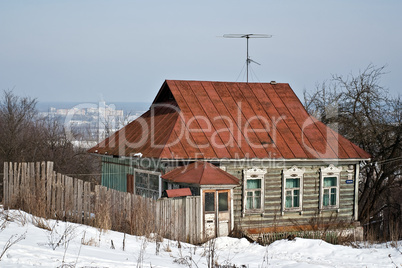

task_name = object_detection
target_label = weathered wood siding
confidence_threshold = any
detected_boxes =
[224,164,357,233]
[156,196,202,244]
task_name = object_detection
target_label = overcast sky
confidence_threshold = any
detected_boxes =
[1,1,401,103]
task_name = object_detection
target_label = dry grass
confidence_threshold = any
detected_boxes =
[94,202,112,232]
[31,215,52,231]
[81,236,97,247]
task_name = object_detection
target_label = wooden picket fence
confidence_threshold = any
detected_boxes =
[157,196,202,244]
[2,161,203,244]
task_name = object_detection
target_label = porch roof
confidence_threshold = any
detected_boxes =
[164,188,192,198]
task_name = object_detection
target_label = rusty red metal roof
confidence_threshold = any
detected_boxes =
[164,188,192,198]
[88,80,371,160]
[161,161,240,185]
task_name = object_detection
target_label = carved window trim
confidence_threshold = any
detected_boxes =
[242,168,266,216]
[282,166,305,215]
[319,164,342,211]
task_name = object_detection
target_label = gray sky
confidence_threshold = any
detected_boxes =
[1,0,401,103]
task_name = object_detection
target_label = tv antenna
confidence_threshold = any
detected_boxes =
[223,34,272,82]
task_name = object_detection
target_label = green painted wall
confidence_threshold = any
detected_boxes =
[101,157,132,191]
[100,156,166,192]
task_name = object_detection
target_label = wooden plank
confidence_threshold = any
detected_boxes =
[83,182,90,225]
[110,189,115,229]
[106,187,112,228]
[55,173,61,218]
[94,185,100,216]
[51,171,56,215]
[14,163,21,207]
[46,162,54,215]
[40,162,46,213]
[64,177,71,220]
[8,163,12,207]
[46,169,52,216]
[21,162,26,208]
[27,162,34,212]
[10,162,15,207]
[35,162,40,197]
[3,162,9,207]
[124,192,131,225]
[77,179,83,223]
[72,178,77,222]
[61,175,66,217]
[9,163,14,207]
[29,162,35,198]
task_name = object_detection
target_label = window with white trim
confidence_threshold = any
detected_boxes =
[320,165,342,210]
[282,166,305,213]
[243,168,266,215]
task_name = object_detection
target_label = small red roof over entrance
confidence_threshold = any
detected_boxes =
[164,188,192,198]
[161,161,239,185]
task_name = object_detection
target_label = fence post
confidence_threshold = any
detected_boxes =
[55,173,61,218]
[3,162,9,208]
[8,163,13,207]
[46,162,54,215]
[83,181,90,225]
[77,179,83,223]
[13,163,20,207]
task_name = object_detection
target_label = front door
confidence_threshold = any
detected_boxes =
[203,190,231,238]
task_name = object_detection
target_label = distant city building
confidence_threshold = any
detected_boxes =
[39,102,144,148]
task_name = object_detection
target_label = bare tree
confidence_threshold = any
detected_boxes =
[0,90,37,163]
[304,64,402,240]
[0,90,100,201]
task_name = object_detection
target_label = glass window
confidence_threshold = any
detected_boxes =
[323,176,337,207]
[205,192,215,212]
[135,171,160,200]
[246,179,262,210]
[218,192,228,211]
[319,166,341,210]
[149,174,159,190]
[243,169,266,214]
[282,166,304,213]
[284,178,300,209]
[324,177,337,187]
[247,179,261,189]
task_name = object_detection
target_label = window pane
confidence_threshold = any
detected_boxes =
[205,192,215,212]
[247,179,261,189]
[246,196,253,209]
[149,174,159,190]
[324,177,337,187]
[285,195,292,208]
[135,172,148,188]
[286,178,300,188]
[330,189,336,205]
[293,189,300,207]
[218,192,228,211]
[254,196,261,209]
[323,189,329,206]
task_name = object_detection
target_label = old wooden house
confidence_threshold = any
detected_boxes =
[88,80,370,239]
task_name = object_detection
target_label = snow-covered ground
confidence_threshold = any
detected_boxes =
[0,209,401,267]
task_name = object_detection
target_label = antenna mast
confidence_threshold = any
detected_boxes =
[223,34,272,82]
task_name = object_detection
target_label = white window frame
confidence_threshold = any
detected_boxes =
[242,168,266,216]
[282,166,305,214]
[319,164,342,211]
